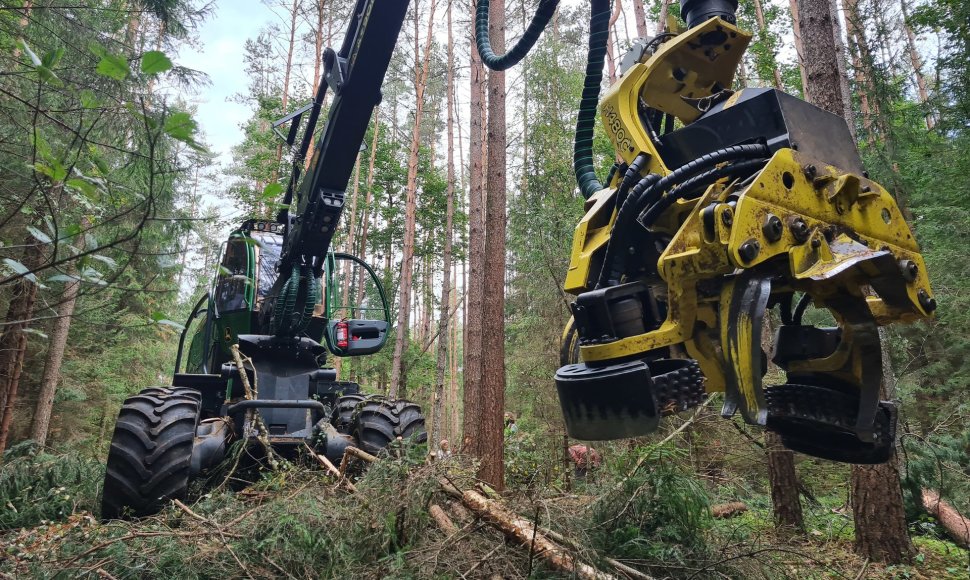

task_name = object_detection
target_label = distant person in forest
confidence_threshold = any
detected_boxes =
[504,413,518,438]
[438,439,452,459]
[568,444,602,481]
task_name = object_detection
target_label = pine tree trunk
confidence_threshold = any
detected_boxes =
[752,0,784,89]
[899,0,935,129]
[431,2,457,449]
[478,0,507,491]
[0,240,44,456]
[631,0,647,37]
[390,0,437,398]
[844,0,878,143]
[30,244,84,447]
[355,110,381,307]
[789,0,810,96]
[273,0,301,182]
[462,0,488,457]
[766,431,804,532]
[657,0,671,34]
[797,0,916,563]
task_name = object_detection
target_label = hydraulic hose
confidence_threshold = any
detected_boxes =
[573,0,611,199]
[639,158,768,226]
[596,144,770,287]
[475,0,560,71]
[475,0,611,200]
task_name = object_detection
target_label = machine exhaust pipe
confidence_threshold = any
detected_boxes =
[680,0,738,29]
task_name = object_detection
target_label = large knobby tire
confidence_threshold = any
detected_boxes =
[101,387,201,519]
[331,394,367,435]
[352,398,427,455]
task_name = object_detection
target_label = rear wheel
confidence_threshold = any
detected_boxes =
[102,387,201,519]
[352,397,427,455]
[331,394,366,435]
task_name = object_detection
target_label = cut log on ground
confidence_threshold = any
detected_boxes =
[447,484,617,580]
[430,503,459,535]
[712,502,749,519]
[922,488,970,547]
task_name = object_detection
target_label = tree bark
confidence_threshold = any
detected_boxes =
[30,249,84,447]
[899,0,935,129]
[766,431,804,532]
[797,0,916,562]
[844,0,879,143]
[273,0,301,181]
[389,0,437,398]
[789,0,810,96]
[431,1,457,450]
[921,489,970,548]
[462,0,488,457]
[656,0,671,34]
[752,0,784,90]
[0,239,44,455]
[797,0,854,138]
[477,0,508,491]
[631,0,647,37]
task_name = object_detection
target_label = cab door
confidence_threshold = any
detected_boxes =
[322,252,390,357]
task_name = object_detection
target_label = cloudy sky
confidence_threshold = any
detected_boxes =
[177,0,276,165]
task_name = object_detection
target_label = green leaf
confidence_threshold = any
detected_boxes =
[140,50,172,75]
[2,258,37,283]
[95,53,130,81]
[66,178,100,202]
[22,328,48,340]
[156,319,185,331]
[262,182,284,200]
[162,111,197,142]
[91,254,117,268]
[17,39,41,67]
[47,274,80,283]
[42,47,64,69]
[26,226,52,244]
[80,90,99,109]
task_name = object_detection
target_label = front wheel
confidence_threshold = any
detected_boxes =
[101,387,201,519]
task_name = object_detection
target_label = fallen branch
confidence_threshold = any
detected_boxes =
[922,488,970,547]
[430,503,459,535]
[304,443,357,492]
[339,445,377,475]
[711,502,748,519]
[448,485,616,580]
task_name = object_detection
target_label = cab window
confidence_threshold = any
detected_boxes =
[215,238,250,312]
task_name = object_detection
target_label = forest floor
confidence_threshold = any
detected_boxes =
[0,440,967,579]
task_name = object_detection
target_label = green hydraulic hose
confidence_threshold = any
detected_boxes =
[574,0,610,199]
[476,0,611,200]
[475,0,560,71]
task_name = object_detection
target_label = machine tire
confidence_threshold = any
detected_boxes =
[101,387,201,519]
[766,383,895,464]
[331,394,367,435]
[352,397,427,455]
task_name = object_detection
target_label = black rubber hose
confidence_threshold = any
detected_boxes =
[639,158,768,226]
[574,0,612,199]
[632,144,769,215]
[475,0,560,71]
[597,144,769,287]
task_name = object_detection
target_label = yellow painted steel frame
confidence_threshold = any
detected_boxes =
[562,16,935,430]
[575,149,935,396]
[566,17,750,293]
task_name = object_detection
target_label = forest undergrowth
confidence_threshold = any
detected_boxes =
[1,418,966,580]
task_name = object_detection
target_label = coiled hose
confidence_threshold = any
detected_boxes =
[271,264,321,336]
[475,0,611,200]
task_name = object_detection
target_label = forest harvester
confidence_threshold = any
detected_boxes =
[475,0,935,464]
[101,0,426,519]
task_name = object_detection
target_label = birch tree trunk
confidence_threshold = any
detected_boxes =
[389,0,437,398]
